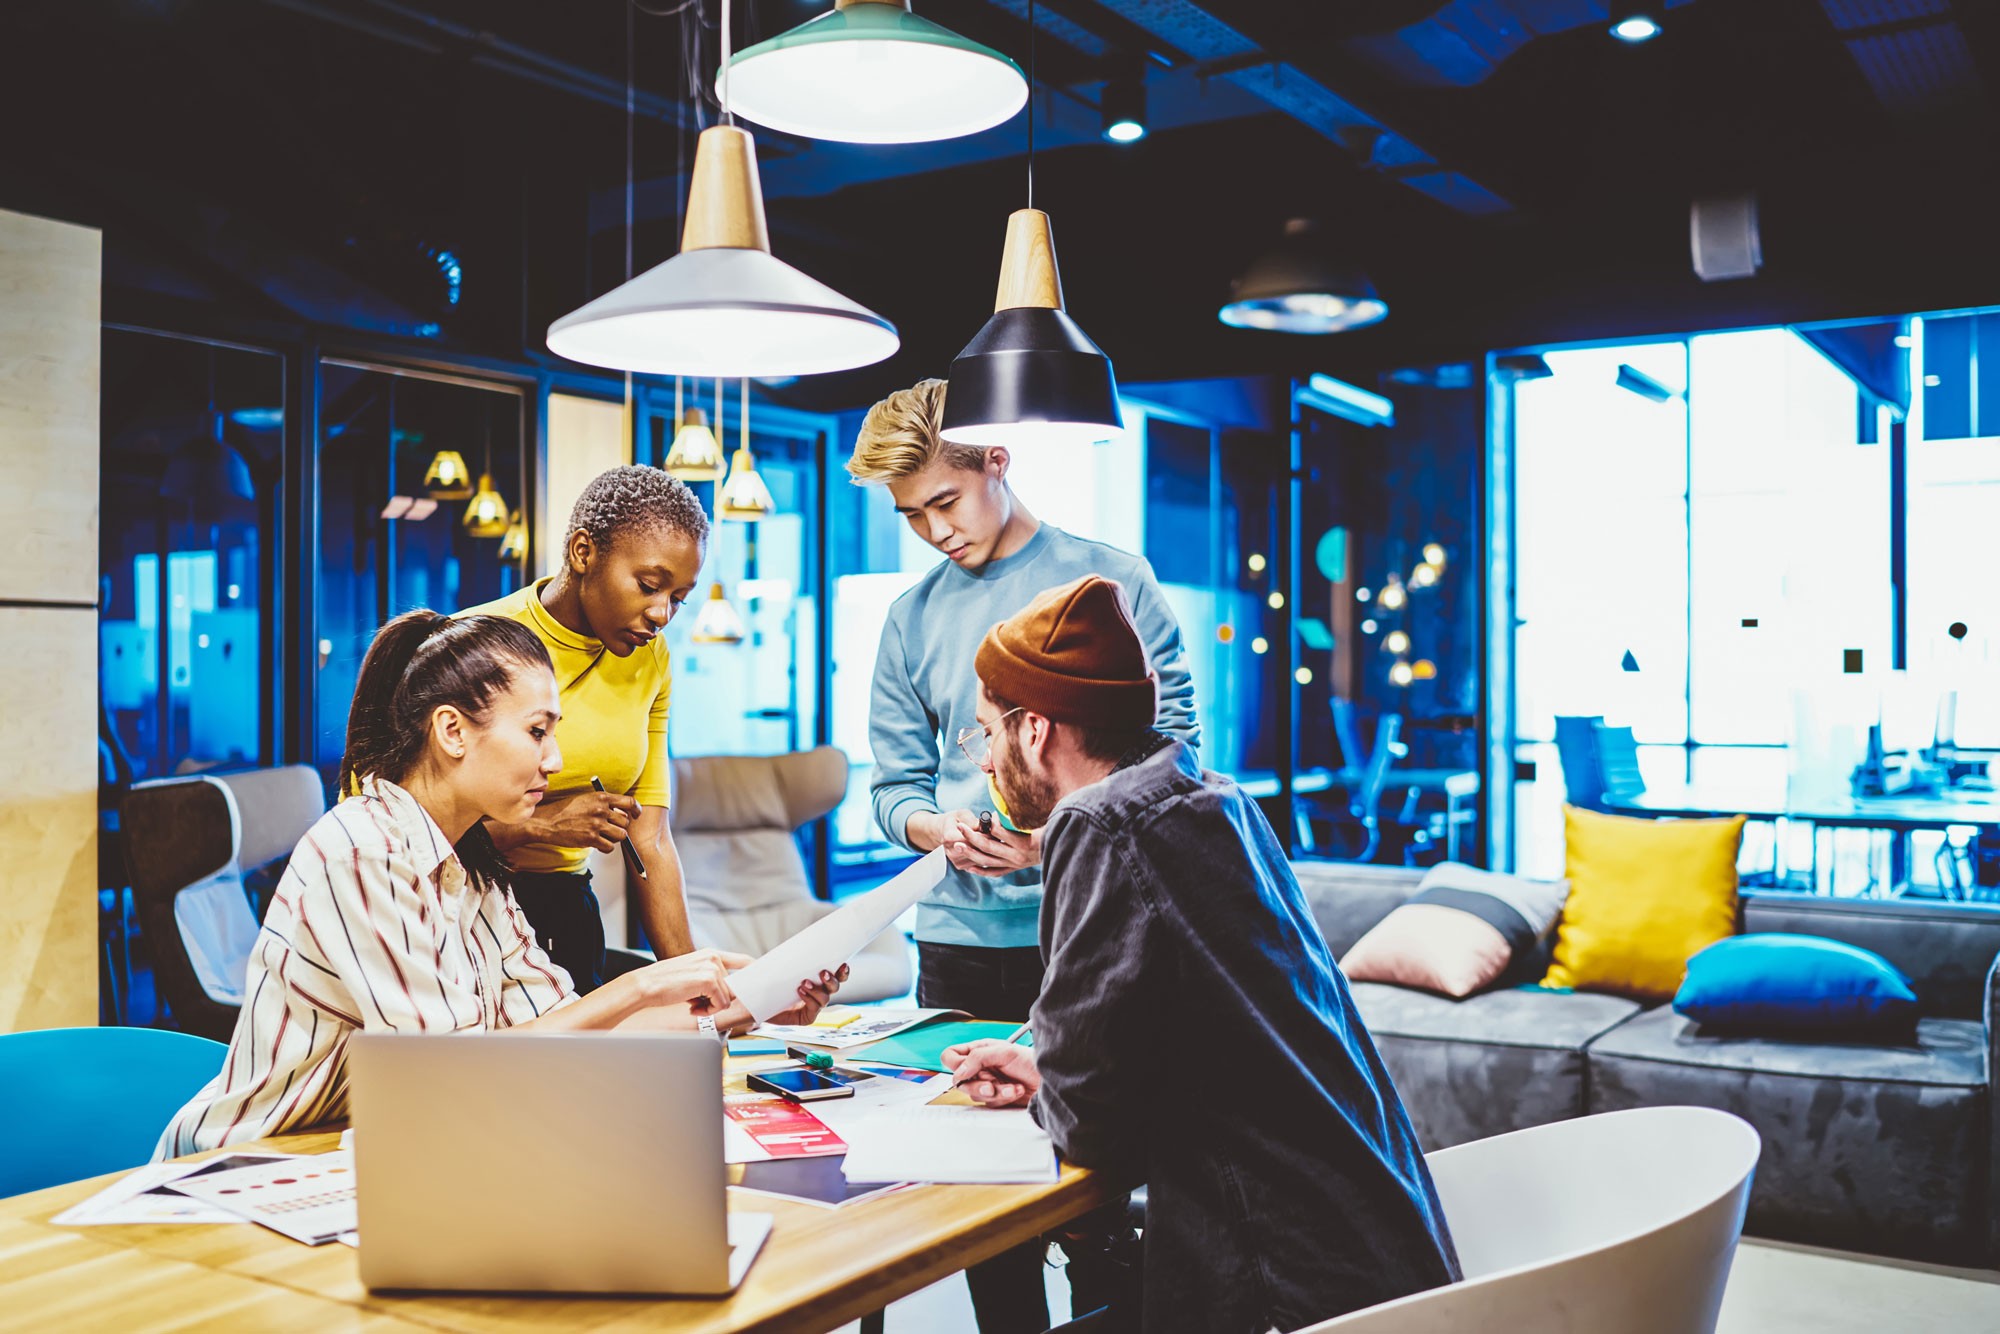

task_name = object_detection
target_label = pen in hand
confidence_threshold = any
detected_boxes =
[591,776,650,882]
[949,1022,1032,1090]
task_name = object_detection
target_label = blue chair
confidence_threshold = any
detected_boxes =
[0,1027,227,1197]
[1553,714,1610,811]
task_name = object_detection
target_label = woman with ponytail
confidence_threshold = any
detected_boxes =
[156,610,839,1157]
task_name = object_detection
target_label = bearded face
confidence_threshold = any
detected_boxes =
[991,714,1061,831]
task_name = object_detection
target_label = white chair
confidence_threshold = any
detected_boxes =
[1294,1106,1760,1334]
[669,747,912,1003]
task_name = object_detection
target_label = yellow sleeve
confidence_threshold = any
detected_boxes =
[630,649,673,809]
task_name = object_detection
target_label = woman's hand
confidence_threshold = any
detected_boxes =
[635,947,750,1014]
[708,963,851,1035]
[536,790,642,853]
[942,1039,1040,1107]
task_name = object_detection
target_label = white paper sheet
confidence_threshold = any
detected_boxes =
[839,1105,1059,1185]
[732,850,947,1022]
[53,1154,299,1227]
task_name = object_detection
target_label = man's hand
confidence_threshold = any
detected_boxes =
[634,947,751,1014]
[942,1039,1040,1107]
[942,813,1041,877]
[536,790,641,853]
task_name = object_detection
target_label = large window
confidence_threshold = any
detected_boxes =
[100,330,284,780]
[1908,311,2000,746]
[1507,329,1885,876]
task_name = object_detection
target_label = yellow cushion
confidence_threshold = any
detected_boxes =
[1542,805,1745,1002]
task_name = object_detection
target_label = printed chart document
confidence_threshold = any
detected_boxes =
[752,1006,969,1051]
[54,1153,298,1227]
[732,849,947,1021]
[165,1150,357,1245]
[840,1106,1059,1185]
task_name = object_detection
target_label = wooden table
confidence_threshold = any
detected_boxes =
[0,1124,1112,1332]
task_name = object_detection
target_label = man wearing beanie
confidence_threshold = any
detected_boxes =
[945,576,1461,1334]
[847,381,1196,1333]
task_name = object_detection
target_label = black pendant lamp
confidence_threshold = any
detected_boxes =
[938,0,1122,449]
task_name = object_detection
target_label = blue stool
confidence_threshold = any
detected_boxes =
[0,1026,227,1197]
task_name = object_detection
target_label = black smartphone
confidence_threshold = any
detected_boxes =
[746,1068,858,1102]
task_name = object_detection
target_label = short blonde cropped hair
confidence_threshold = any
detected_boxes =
[845,379,988,484]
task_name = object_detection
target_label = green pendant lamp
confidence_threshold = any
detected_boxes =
[724,0,1027,144]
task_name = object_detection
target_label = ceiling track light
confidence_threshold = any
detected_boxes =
[1611,14,1661,43]
[725,0,1027,144]
[1101,67,1146,144]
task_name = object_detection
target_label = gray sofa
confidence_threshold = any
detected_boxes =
[1295,861,2000,1266]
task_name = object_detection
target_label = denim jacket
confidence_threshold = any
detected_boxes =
[1029,740,1461,1334]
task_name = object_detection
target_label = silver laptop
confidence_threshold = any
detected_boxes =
[350,1032,772,1295]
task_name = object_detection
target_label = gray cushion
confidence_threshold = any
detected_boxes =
[1348,982,1642,1152]
[1586,1006,1989,1263]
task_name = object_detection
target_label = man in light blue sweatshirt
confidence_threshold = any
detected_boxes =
[847,378,1197,1334]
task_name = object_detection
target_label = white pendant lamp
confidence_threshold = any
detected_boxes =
[546,0,898,378]
[663,378,726,482]
[1219,218,1388,334]
[724,0,1026,145]
[718,380,775,522]
[497,510,531,563]
[462,474,511,538]
[690,583,748,644]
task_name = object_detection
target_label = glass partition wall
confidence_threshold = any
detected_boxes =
[312,362,528,789]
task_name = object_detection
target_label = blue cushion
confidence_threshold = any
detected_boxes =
[1672,933,1919,1036]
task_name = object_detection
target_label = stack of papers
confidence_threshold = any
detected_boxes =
[163,1151,358,1246]
[54,1153,296,1227]
[839,1106,1059,1185]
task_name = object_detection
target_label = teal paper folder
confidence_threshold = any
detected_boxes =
[854,1020,1032,1072]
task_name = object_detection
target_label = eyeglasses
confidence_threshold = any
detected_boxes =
[955,708,1023,766]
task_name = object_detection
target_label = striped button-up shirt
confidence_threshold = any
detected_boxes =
[155,777,577,1159]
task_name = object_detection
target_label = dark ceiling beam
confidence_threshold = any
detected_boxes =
[1073,0,1511,214]
[251,0,705,132]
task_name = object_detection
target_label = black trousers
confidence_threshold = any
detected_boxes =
[508,869,605,995]
[917,941,1138,1334]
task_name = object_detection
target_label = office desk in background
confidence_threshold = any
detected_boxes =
[1607,785,2000,897]
[0,1114,1112,1333]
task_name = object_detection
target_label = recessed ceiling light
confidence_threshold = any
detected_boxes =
[1611,15,1660,43]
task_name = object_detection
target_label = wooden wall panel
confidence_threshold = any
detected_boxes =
[0,207,100,1031]
[540,392,633,946]
[0,606,100,1030]
[0,208,99,606]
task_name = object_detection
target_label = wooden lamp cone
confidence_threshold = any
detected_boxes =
[681,126,772,253]
[992,209,1065,312]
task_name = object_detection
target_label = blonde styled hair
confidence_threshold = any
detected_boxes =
[845,379,988,484]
